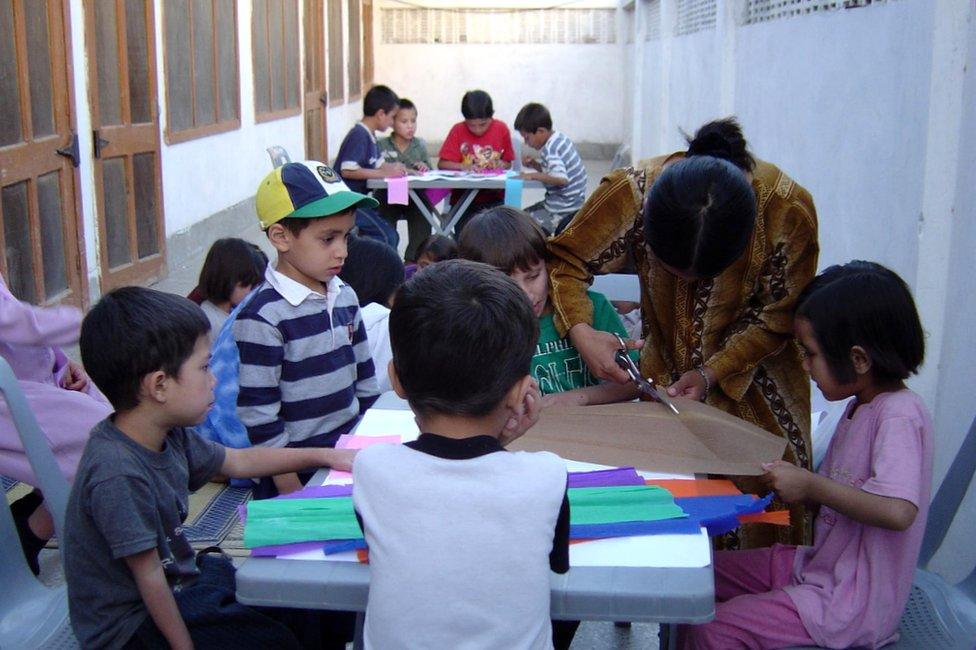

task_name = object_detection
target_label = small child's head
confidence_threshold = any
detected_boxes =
[363,84,399,130]
[514,102,553,150]
[392,98,418,141]
[390,259,538,420]
[197,238,268,308]
[340,236,404,308]
[256,161,378,288]
[458,206,550,317]
[414,234,458,269]
[81,287,213,423]
[795,261,924,401]
[460,90,494,137]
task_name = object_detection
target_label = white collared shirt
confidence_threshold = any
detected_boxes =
[264,263,344,316]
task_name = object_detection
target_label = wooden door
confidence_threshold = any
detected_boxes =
[304,0,328,163]
[85,0,166,290]
[0,0,87,307]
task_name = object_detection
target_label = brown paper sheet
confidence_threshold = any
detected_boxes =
[509,398,787,476]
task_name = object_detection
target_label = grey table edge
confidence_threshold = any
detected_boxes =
[365,178,545,190]
[236,558,714,625]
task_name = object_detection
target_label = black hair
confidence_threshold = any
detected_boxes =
[415,234,458,264]
[643,156,757,278]
[685,117,756,172]
[80,287,210,412]
[363,84,399,116]
[390,259,537,417]
[340,236,404,307]
[514,102,552,133]
[397,98,416,113]
[461,90,494,120]
[458,206,547,274]
[796,261,924,385]
[275,209,355,237]
[197,238,268,304]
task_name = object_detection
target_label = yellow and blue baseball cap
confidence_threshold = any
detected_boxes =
[255,160,379,229]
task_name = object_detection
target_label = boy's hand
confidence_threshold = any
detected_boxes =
[522,156,540,170]
[380,162,407,177]
[326,448,358,473]
[499,379,542,447]
[518,172,541,182]
[413,162,430,173]
[62,360,90,392]
[761,460,813,504]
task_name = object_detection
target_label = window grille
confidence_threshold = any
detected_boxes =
[675,0,716,36]
[380,8,616,45]
[745,0,886,24]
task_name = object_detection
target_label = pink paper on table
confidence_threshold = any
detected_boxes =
[330,434,403,480]
[387,176,409,205]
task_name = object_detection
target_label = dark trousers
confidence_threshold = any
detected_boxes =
[124,554,354,650]
[378,202,432,262]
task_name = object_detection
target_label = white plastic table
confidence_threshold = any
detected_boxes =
[235,404,715,648]
[366,172,544,235]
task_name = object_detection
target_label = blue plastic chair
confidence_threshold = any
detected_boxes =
[0,357,78,648]
[889,415,976,649]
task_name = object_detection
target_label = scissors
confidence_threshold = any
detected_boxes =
[613,334,681,416]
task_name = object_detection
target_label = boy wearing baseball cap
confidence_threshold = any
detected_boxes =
[234,161,382,498]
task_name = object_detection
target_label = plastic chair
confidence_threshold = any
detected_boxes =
[889,415,976,649]
[0,357,78,648]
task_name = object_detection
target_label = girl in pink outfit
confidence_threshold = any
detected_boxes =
[0,274,112,572]
[681,261,932,649]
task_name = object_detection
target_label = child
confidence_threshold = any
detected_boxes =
[459,206,638,407]
[235,161,381,499]
[404,233,458,279]
[377,98,434,262]
[333,84,406,247]
[437,89,515,232]
[514,102,587,234]
[64,286,356,649]
[339,236,404,393]
[0,272,111,574]
[353,259,569,648]
[192,238,268,332]
[681,261,932,649]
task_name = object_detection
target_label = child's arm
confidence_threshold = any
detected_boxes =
[124,549,193,650]
[762,460,918,531]
[221,445,357,478]
[437,159,472,171]
[520,171,569,187]
[341,163,407,180]
[542,382,639,408]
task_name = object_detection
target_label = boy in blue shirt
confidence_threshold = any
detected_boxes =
[514,102,588,234]
[235,161,381,499]
[64,287,356,649]
[333,84,406,248]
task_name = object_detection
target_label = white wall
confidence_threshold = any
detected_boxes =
[627,0,976,580]
[374,41,624,146]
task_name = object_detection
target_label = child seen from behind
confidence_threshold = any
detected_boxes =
[64,287,355,649]
[681,261,932,649]
[234,161,381,499]
[459,206,638,407]
[353,259,569,649]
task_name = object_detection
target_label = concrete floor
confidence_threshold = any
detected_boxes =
[59,159,663,649]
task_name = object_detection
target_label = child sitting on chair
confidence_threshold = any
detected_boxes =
[353,259,569,649]
[459,206,638,407]
[680,261,932,649]
[64,287,356,649]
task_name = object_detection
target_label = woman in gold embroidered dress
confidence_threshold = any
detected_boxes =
[548,120,819,548]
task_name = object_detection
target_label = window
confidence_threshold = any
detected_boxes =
[362,0,374,89]
[327,0,344,106]
[346,0,361,100]
[163,0,240,143]
[252,0,301,121]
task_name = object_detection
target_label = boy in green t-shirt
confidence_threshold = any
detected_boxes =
[377,98,433,262]
[458,206,639,406]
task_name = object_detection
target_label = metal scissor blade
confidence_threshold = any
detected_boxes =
[614,348,681,415]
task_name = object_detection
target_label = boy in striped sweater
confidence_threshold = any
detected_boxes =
[234,161,382,498]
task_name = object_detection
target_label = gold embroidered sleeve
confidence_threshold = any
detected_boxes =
[549,169,644,338]
[706,191,819,401]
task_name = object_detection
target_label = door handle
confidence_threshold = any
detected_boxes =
[319,92,328,106]
[55,133,80,168]
[93,130,110,158]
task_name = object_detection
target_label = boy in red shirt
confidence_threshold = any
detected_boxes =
[437,89,515,233]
